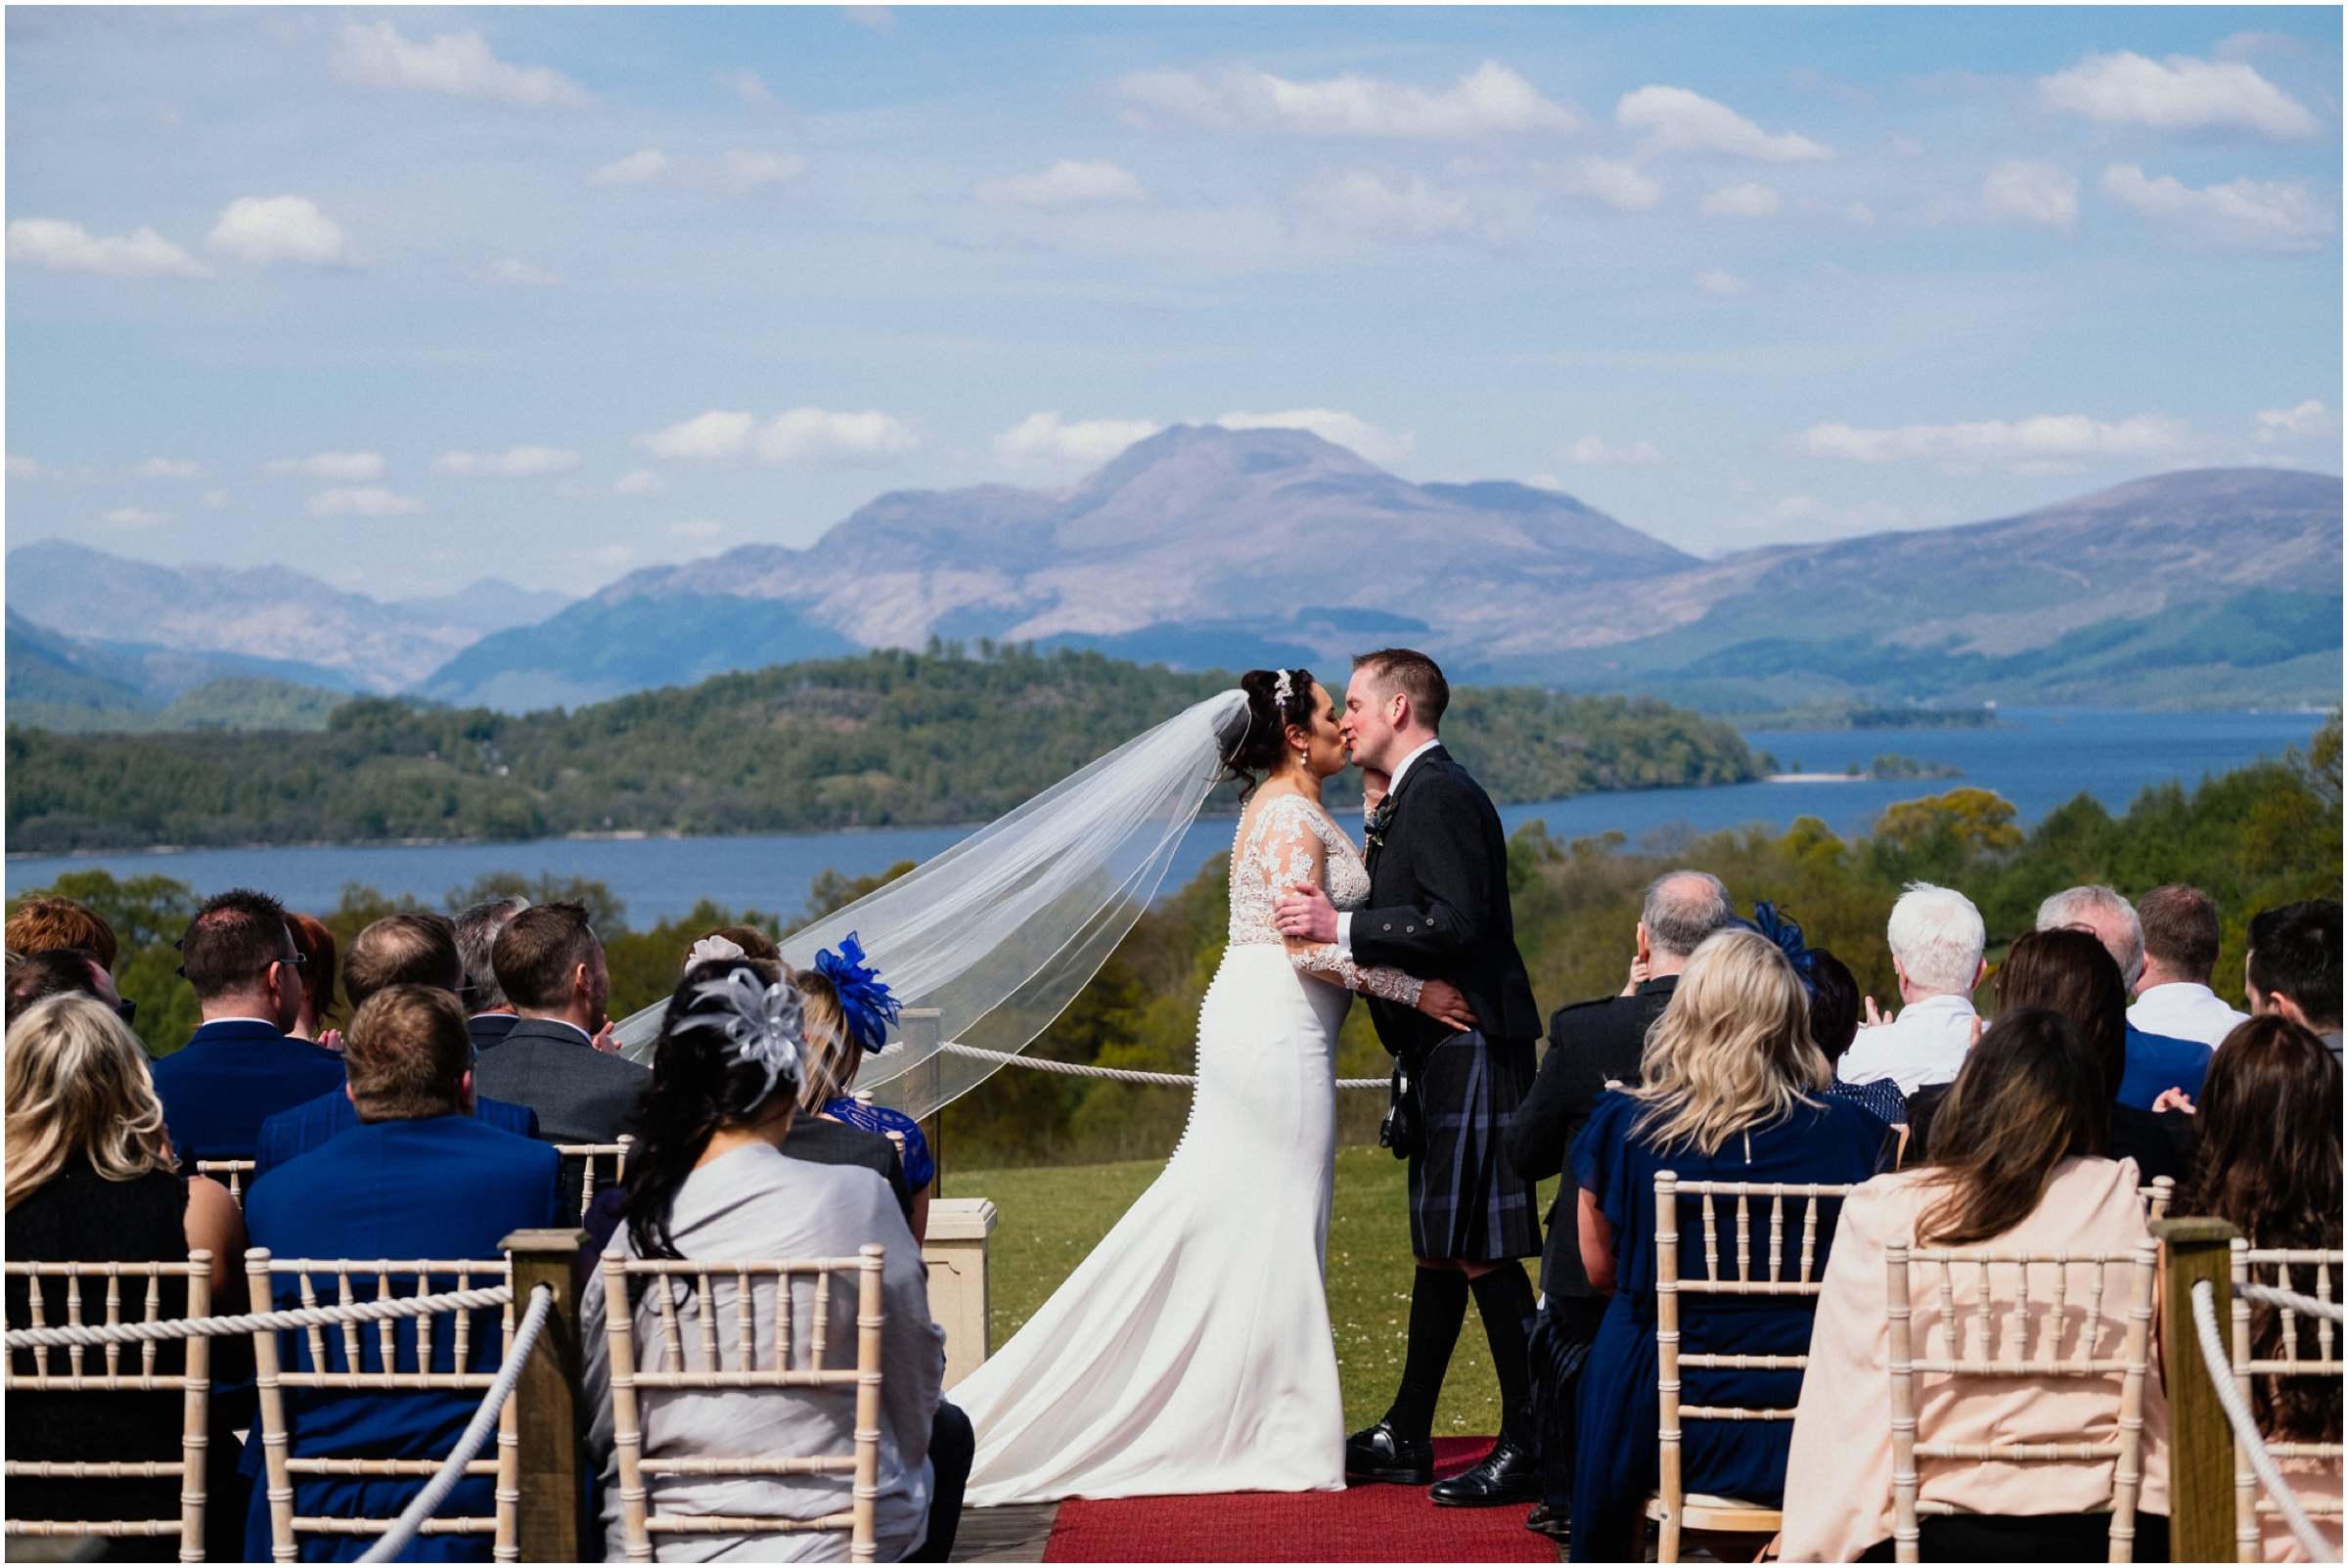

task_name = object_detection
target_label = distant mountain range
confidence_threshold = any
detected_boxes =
[7,428,2338,721]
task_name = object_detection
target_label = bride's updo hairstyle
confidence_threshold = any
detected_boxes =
[623,955,796,1261]
[1220,667,1318,802]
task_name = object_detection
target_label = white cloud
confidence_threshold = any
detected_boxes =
[8,456,56,480]
[202,489,231,508]
[432,445,579,478]
[205,197,350,267]
[1121,59,1575,141]
[305,487,425,517]
[2038,50,2318,138]
[841,7,896,32]
[717,67,780,110]
[2100,163,2334,252]
[992,412,1163,468]
[664,518,725,540]
[1216,409,1413,466]
[1699,181,1781,218]
[481,257,564,287]
[9,217,209,278]
[1291,171,1483,243]
[1554,156,1664,210]
[977,159,1147,208]
[1565,435,1664,466]
[2255,401,2339,443]
[615,469,666,496]
[1694,268,1755,296]
[1979,159,2079,229]
[267,451,384,480]
[590,149,807,194]
[1616,85,1830,160]
[102,507,167,529]
[1800,413,2188,467]
[133,458,200,479]
[638,408,917,466]
[333,21,587,109]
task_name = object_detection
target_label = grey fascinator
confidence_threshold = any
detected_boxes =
[678,967,807,1104]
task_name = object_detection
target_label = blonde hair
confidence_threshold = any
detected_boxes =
[1629,928,1830,1157]
[5,993,178,1210]
[790,969,859,1112]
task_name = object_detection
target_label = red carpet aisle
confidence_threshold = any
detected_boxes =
[1041,1439,1560,1562]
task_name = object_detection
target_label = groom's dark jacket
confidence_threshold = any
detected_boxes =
[1352,743,1543,1054]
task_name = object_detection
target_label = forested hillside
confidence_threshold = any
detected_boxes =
[6,644,1755,852]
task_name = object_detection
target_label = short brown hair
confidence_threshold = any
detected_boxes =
[6,898,119,972]
[2138,884,2221,981]
[344,913,462,1010]
[1351,648,1450,731]
[492,902,601,1011]
[286,912,340,1029]
[5,949,106,1025]
[179,889,294,1000]
[344,985,473,1122]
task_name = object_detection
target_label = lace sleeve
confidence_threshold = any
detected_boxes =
[1248,801,1425,1005]
[1291,942,1424,1006]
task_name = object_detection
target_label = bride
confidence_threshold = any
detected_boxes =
[950,667,1476,1504]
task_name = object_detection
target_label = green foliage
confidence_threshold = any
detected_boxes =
[6,869,203,1055]
[6,647,1755,853]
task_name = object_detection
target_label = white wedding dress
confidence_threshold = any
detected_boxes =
[951,792,1425,1504]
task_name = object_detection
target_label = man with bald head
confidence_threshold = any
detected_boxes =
[1504,869,1733,1538]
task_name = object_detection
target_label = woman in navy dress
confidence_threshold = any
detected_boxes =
[1568,927,1893,1561]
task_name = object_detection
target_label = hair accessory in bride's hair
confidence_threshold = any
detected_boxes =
[687,933,746,965]
[814,932,900,1054]
[677,966,805,1103]
[1271,668,1294,708]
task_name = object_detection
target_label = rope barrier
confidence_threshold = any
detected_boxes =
[2190,1279,2340,1564]
[3,1283,516,1351]
[2241,1280,2347,1323]
[935,1040,1388,1090]
[357,1283,554,1565]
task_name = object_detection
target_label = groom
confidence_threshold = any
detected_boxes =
[1276,649,1545,1507]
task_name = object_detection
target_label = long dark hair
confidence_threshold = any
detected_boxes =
[1219,667,1318,803]
[1995,927,2127,1100]
[1919,1007,2109,1246]
[621,957,795,1262]
[2184,1014,2343,1441]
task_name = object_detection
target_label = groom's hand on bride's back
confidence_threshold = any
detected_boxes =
[1359,766,1391,814]
[1417,978,1476,1032]
[1274,884,1340,944]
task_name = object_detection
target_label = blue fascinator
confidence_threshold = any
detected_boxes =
[814,932,901,1054]
[1738,901,1821,993]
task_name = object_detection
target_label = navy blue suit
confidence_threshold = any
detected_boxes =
[2118,1023,2213,1111]
[252,1091,541,1185]
[241,1117,563,1562]
[150,1019,349,1168]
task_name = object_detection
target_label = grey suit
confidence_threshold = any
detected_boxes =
[470,1017,649,1145]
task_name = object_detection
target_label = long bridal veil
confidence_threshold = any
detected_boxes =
[611,689,1250,1120]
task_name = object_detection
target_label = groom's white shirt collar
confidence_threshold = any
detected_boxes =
[1335,738,1443,955]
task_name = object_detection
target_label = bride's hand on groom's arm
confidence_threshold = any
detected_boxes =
[1274,883,1340,943]
[1415,978,1476,1033]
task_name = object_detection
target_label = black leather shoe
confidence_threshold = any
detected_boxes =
[1343,1419,1434,1486]
[1523,1501,1570,1540]
[1428,1439,1542,1507]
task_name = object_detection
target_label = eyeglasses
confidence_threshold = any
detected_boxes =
[275,953,307,970]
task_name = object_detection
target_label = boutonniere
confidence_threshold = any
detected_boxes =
[1364,795,1395,852]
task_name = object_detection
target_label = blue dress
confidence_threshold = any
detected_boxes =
[825,1098,934,1189]
[1567,1091,1891,1561]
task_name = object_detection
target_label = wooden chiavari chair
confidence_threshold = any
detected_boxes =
[2142,1176,2175,1223]
[196,1160,255,1209]
[552,1137,633,1222]
[2229,1241,2344,1561]
[601,1244,886,1563]
[244,1251,519,1563]
[4,1252,222,1560]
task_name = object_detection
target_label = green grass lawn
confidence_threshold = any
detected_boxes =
[953,1147,1560,1437]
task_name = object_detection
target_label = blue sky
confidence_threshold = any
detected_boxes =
[7,5,2341,599]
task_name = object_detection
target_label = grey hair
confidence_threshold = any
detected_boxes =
[2037,884,2145,989]
[1642,871,1734,958]
[454,897,529,1011]
[1886,881,1986,996]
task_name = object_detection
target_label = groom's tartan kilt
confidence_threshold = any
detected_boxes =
[1408,1028,1543,1264]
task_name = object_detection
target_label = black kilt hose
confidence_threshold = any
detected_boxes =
[1350,744,1546,1265]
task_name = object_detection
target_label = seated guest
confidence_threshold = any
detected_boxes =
[1567,929,1890,1562]
[453,897,529,1053]
[5,946,129,1025]
[1808,947,1908,1132]
[472,902,648,1143]
[5,994,252,1561]
[582,959,966,1562]
[2180,1013,2343,1559]
[285,911,342,1048]
[241,985,563,1563]
[1783,1008,2171,1561]
[2128,884,2249,1048]
[2040,883,2209,1109]
[793,938,935,1241]
[149,889,347,1166]
[5,894,120,973]
[1507,869,1732,1540]
[1988,928,2190,1187]
[1838,883,1987,1096]
[2246,900,2344,1060]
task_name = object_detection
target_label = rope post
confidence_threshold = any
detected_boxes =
[503,1229,591,1564]
[903,1008,943,1195]
[2153,1215,2239,1564]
